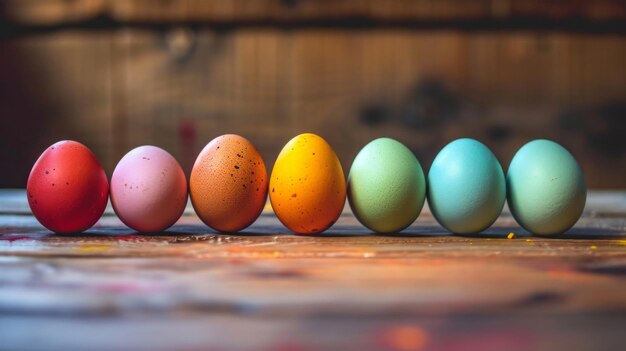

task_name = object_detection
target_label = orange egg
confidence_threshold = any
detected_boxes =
[269,133,346,234]
[190,134,268,232]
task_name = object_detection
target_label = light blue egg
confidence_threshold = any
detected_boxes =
[507,139,586,235]
[348,138,426,233]
[427,138,506,234]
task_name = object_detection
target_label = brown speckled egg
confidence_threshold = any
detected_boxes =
[190,134,268,232]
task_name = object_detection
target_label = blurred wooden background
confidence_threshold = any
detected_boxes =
[0,0,625,188]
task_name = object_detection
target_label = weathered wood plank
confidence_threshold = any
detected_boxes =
[3,0,625,24]
[0,191,625,350]
[1,29,625,189]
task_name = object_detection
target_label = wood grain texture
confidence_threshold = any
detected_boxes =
[0,190,625,350]
[0,2,625,188]
[3,30,625,188]
[2,0,625,24]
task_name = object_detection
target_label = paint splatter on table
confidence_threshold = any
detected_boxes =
[0,190,625,350]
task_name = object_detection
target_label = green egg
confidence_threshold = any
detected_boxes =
[347,138,426,233]
[507,139,586,235]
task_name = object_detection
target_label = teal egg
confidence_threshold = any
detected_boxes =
[347,138,426,233]
[427,138,506,234]
[507,139,586,235]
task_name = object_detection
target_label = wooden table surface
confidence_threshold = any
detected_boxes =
[0,189,625,351]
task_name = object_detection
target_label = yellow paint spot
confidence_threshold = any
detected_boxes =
[77,245,110,252]
[590,245,598,250]
[226,247,283,258]
[507,233,516,239]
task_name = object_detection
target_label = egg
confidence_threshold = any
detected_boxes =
[27,140,109,233]
[347,138,426,233]
[427,138,506,234]
[190,134,268,232]
[110,146,187,233]
[507,139,586,235]
[270,133,346,234]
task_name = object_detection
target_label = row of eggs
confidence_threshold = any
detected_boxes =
[27,134,586,236]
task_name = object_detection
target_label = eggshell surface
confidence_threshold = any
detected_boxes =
[348,138,426,233]
[427,138,506,234]
[507,139,586,235]
[110,146,187,233]
[27,140,109,233]
[190,135,268,232]
[270,133,346,234]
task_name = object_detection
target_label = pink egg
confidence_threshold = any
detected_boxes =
[110,146,187,232]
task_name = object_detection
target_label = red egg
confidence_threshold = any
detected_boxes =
[27,140,109,233]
